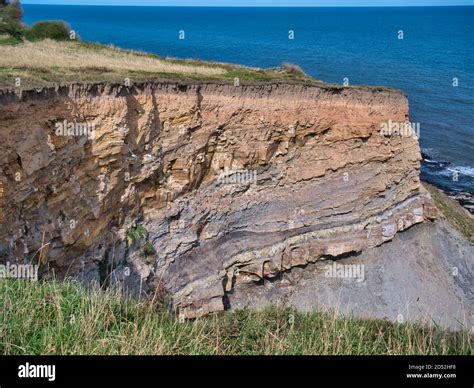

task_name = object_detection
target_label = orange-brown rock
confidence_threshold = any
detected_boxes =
[0,81,434,318]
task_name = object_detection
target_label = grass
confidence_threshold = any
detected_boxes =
[0,279,471,355]
[0,33,21,46]
[0,39,318,89]
[424,183,474,243]
[126,224,148,246]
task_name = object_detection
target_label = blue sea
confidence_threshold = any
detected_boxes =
[22,5,474,198]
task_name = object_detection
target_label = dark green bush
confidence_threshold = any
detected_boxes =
[0,0,24,38]
[25,20,70,41]
[0,1,73,42]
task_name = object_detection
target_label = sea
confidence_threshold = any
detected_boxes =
[22,5,474,209]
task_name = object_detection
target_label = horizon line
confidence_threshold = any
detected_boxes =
[21,3,474,6]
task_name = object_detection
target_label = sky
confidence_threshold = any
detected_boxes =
[19,0,474,6]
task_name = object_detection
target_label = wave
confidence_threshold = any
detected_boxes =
[421,150,474,177]
[420,149,474,195]
[444,166,474,178]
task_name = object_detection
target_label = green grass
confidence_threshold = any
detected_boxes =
[126,224,148,246]
[0,279,471,355]
[0,34,21,46]
[424,183,474,243]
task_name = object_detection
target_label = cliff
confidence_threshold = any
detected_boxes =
[0,81,437,318]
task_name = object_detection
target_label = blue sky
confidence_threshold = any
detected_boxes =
[20,0,474,6]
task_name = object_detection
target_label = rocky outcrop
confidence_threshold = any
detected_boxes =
[229,218,474,330]
[0,81,436,318]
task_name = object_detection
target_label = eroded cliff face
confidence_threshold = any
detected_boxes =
[0,81,435,318]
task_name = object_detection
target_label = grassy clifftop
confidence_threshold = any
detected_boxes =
[0,39,317,89]
[0,39,402,92]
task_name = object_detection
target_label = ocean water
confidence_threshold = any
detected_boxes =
[22,5,474,196]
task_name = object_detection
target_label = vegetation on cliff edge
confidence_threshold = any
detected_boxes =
[0,39,317,89]
[0,279,471,355]
[0,0,71,44]
[423,183,474,243]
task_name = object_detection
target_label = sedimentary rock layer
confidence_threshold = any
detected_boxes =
[0,81,435,318]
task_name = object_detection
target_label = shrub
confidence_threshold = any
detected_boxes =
[25,20,70,41]
[1,0,22,22]
[0,0,24,38]
[0,1,73,42]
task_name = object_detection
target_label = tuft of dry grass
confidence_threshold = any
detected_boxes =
[281,62,307,77]
[0,279,471,355]
[0,39,225,76]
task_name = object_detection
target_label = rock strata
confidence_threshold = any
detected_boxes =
[0,81,435,318]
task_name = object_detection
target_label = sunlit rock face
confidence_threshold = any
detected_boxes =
[0,81,435,318]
